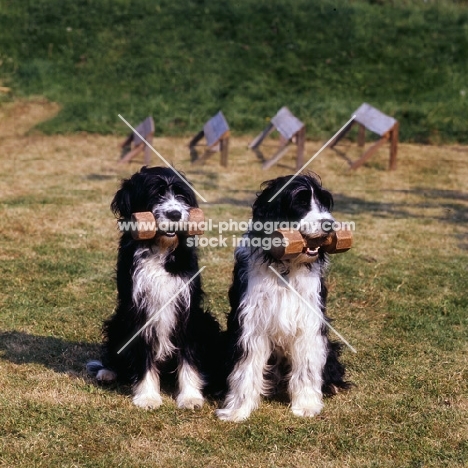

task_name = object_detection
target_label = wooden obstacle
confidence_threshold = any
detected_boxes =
[119,116,154,165]
[189,111,230,167]
[331,103,398,170]
[249,107,306,171]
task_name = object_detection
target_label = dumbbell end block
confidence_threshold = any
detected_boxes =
[186,208,204,236]
[320,227,353,254]
[129,208,205,240]
[269,229,305,260]
[130,212,156,240]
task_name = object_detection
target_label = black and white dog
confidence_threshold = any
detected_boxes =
[88,166,221,410]
[216,173,349,422]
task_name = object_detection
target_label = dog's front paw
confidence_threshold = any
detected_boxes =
[291,401,323,418]
[215,407,252,422]
[176,394,204,410]
[132,394,163,410]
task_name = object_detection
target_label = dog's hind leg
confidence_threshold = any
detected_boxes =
[288,334,327,417]
[216,334,271,422]
[176,360,205,410]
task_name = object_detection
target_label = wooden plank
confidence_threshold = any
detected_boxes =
[271,106,304,141]
[389,122,399,170]
[350,135,389,170]
[353,103,396,137]
[357,124,366,147]
[119,142,144,164]
[249,122,275,149]
[330,121,355,148]
[262,142,291,170]
[188,129,205,149]
[203,111,229,148]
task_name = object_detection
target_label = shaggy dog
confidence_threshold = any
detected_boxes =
[88,166,221,410]
[216,173,349,422]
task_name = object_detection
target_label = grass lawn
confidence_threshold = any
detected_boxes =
[0,100,467,467]
[1,0,468,142]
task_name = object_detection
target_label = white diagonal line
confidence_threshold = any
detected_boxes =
[268,115,356,203]
[118,114,208,203]
[268,266,357,353]
[117,266,206,354]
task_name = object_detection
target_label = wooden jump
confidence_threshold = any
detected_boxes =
[331,103,399,170]
[119,116,155,165]
[249,106,305,170]
[189,111,230,167]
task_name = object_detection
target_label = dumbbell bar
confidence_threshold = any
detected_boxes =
[130,208,205,240]
[269,227,353,260]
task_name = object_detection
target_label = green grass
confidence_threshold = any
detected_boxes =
[1,0,468,142]
[0,108,467,467]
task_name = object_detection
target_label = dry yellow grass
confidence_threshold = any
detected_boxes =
[0,99,467,467]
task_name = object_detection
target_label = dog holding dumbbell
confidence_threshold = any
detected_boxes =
[217,172,351,422]
[88,166,221,410]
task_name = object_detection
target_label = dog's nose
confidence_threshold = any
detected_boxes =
[165,210,182,221]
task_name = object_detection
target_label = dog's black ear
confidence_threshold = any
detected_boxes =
[252,176,289,222]
[110,178,134,219]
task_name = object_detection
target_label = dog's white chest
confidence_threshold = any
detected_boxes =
[240,264,324,347]
[132,252,190,359]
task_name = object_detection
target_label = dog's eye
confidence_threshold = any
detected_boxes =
[295,190,311,207]
[174,194,188,203]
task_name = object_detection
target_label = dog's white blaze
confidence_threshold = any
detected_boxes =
[132,248,191,361]
[153,195,190,224]
[300,199,334,237]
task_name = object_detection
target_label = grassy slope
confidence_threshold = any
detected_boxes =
[1,0,468,141]
[0,101,466,467]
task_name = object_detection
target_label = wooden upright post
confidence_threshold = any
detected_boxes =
[220,136,229,168]
[296,126,306,170]
[357,124,366,147]
[144,133,153,165]
[389,122,399,170]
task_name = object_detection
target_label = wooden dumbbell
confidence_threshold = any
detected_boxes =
[130,208,205,240]
[268,226,352,261]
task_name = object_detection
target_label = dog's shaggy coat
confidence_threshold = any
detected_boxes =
[89,166,221,409]
[216,173,349,422]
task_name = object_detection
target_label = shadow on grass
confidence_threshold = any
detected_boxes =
[0,331,129,395]
[85,174,117,181]
[334,188,468,226]
[0,330,100,375]
[0,330,223,401]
